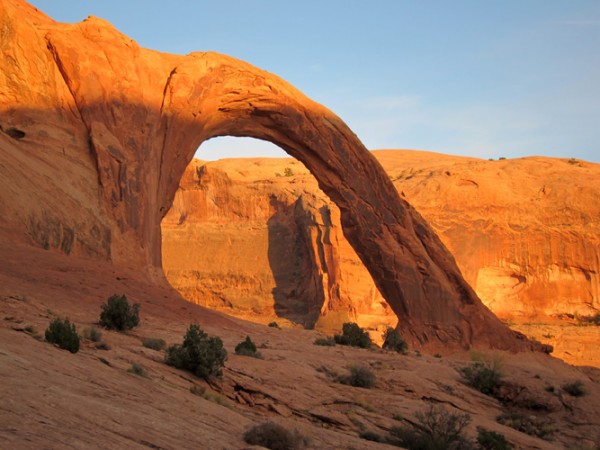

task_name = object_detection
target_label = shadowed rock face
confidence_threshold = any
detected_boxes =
[0,0,539,350]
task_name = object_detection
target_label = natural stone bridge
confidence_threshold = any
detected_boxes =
[1,0,541,350]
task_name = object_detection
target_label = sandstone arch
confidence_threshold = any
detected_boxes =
[154,53,518,350]
[4,2,538,350]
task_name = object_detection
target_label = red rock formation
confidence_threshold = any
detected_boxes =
[0,0,537,351]
[377,151,600,320]
[162,159,391,334]
[162,153,599,342]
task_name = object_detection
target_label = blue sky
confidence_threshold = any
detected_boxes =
[29,1,600,162]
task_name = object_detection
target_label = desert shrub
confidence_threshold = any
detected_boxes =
[497,410,554,440]
[95,341,111,350]
[575,313,600,326]
[460,353,504,396]
[382,327,408,354]
[99,294,140,331]
[243,421,305,450]
[165,324,227,379]
[315,365,338,379]
[562,380,586,397]
[128,363,150,378]
[190,384,229,406]
[45,318,80,353]
[268,321,280,328]
[82,325,102,342]
[283,167,294,177]
[390,404,472,450]
[339,365,376,388]
[360,430,385,442]
[313,337,336,346]
[334,322,372,349]
[142,337,166,351]
[477,428,512,450]
[235,336,261,358]
[24,325,42,340]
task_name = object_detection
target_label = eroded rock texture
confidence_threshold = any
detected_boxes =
[162,159,394,334]
[0,0,537,350]
[163,153,599,339]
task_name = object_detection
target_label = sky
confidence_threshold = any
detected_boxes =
[29,1,600,163]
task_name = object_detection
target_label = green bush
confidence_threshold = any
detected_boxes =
[165,324,227,379]
[99,294,140,331]
[477,428,512,450]
[562,380,586,397]
[267,321,280,328]
[243,421,305,450]
[390,404,471,450]
[82,325,102,342]
[382,327,408,354]
[460,354,504,396]
[339,365,376,388]
[314,337,336,346]
[334,322,372,349]
[142,337,166,351]
[45,318,80,353]
[235,336,261,358]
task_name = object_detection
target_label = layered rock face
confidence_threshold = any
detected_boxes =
[162,159,397,334]
[163,152,600,334]
[1,0,540,350]
[378,152,600,320]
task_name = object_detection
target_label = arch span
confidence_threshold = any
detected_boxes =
[43,16,536,350]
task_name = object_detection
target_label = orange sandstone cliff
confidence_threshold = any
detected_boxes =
[162,154,600,335]
[0,0,542,351]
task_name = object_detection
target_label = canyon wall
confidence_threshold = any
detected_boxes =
[162,158,397,334]
[162,152,600,335]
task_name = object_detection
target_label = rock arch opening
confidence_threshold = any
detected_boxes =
[161,137,399,335]
[196,136,287,160]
